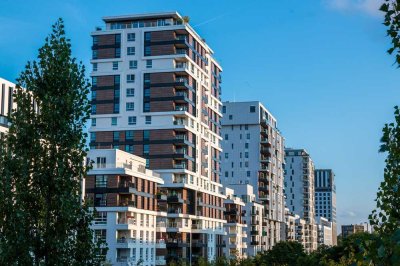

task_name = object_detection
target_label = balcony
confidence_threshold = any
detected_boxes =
[260,148,272,155]
[167,194,184,203]
[259,185,269,192]
[250,241,259,245]
[157,194,167,201]
[118,200,136,207]
[174,78,192,90]
[173,163,187,169]
[175,105,188,112]
[156,256,167,265]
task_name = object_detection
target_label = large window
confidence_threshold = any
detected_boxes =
[127,33,135,41]
[143,130,150,141]
[126,88,135,97]
[113,131,120,142]
[96,157,106,168]
[126,130,134,140]
[95,175,108,188]
[126,102,135,111]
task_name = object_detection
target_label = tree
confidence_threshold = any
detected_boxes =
[380,1,400,66]
[257,241,306,266]
[0,19,103,265]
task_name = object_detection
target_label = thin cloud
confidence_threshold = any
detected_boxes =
[324,0,385,17]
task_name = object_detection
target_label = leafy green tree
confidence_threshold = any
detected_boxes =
[380,1,400,65]
[257,241,307,266]
[0,19,103,265]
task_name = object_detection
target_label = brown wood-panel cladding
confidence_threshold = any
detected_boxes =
[96,131,113,142]
[86,176,94,189]
[150,101,174,112]
[96,103,114,114]
[97,75,116,87]
[150,72,175,84]
[97,34,116,46]
[150,31,176,42]
[151,45,175,56]
[96,90,114,101]
[97,48,117,59]
[150,158,173,169]
[107,194,117,207]
[150,129,175,140]
[150,87,175,97]
[150,143,174,155]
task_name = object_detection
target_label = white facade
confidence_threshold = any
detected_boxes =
[316,217,333,247]
[0,78,17,134]
[87,149,167,266]
[315,169,337,245]
[220,101,285,250]
[284,148,317,252]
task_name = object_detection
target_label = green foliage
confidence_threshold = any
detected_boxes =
[380,1,400,66]
[0,18,104,265]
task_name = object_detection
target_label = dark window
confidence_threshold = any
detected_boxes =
[93,36,98,45]
[143,144,150,155]
[144,32,151,41]
[144,46,151,56]
[115,48,121,58]
[115,34,121,44]
[143,102,150,112]
[113,103,119,113]
[222,106,226,113]
[126,130,134,141]
[95,175,107,188]
[229,115,232,120]
[143,130,150,141]
[113,131,120,142]
[250,106,256,113]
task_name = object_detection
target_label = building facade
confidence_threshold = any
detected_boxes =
[315,169,337,245]
[89,12,225,263]
[86,149,167,266]
[0,78,17,134]
[223,188,247,259]
[341,224,368,239]
[220,101,285,250]
[316,217,333,247]
[284,148,317,252]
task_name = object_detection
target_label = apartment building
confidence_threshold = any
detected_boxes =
[89,12,225,263]
[220,101,285,250]
[223,188,248,259]
[284,148,317,252]
[316,217,333,247]
[86,149,167,266]
[0,78,17,134]
[228,184,267,256]
[341,224,370,239]
[284,208,297,242]
[315,169,337,245]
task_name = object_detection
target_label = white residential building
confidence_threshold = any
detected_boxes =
[220,101,285,250]
[223,188,248,259]
[86,149,167,266]
[316,217,333,247]
[315,169,337,245]
[0,78,17,134]
[89,12,226,264]
[284,148,317,252]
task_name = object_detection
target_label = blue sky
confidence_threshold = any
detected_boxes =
[0,0,398,229]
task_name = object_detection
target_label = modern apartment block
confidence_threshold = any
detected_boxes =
[220,101,285,249]
[228,184,267,256]
[284,208,297,242]
[223,187,247,259]
[341,224,369,239]
[89,12,225,263]
[316,217,333,247]
[315,169,337,245]
[0,78,17,134]
[284,148,317,252]
[86,149,167,266]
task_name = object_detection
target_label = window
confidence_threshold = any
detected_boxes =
[145,116,151,125]
[92,50,98,59]
[146,60,152,68]
[224,153,228,159]
[224,134,228,140]
[115,48,121,58]
[91,118,96,127]
[93,63,98,71]
[143,144,150,155]
[128,116,136,125]
[126,131,134,140]
[92,77,98,86]
[125,144,133,153]
[95,175,107,188]
[222,106,226,113]
[91,91,96,100]
[250,105,256,113]
[144,88,150,97]
[143,102,150,112]
[129,60,137,69]
[94,229,107,242]
[115,34,121,44]
[111,117,117,126]
[126,102,135,111]
[90,132,96,142]
[91,105,97,114]
[144,46,151,56]
[225,171,228,177]
[144,73,150,85]
[245,124,248,130]
[247,171,250,177]
[93,36,99,45]
[127,47,135,55]
[127,33,135,41]
[114,88,120,99]
[112,61,118,70]
[126,88,135,97]
[145,32,151,41]
[113,103,119,113]
[127,74,135,83]
[143,130,150,141]
[245,152,249,158]
[113,131,120,141]
[229,115,233,120]
[96,157,106,168]
[246,133,250,139]
[245,143,249,149]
